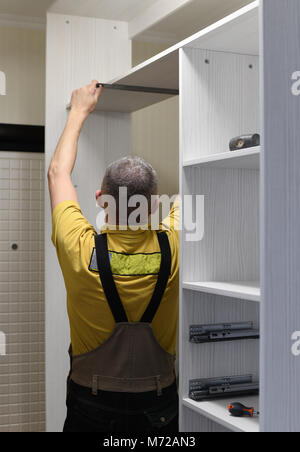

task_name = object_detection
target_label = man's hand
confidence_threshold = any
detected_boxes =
[70,80,103,119]
[48,80,103,212]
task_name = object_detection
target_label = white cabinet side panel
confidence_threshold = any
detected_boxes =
[261,0,300,432]
[45,14,131,432]
[181,48,259,161]
[50,13,132,105]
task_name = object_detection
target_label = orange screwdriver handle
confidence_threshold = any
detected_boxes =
[228,402,254,417]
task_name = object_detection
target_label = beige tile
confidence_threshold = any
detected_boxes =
[0,415,10,426]
[8,424,22,432]
[0,180,9,189]
[0,252,9,263]
[0,212,9,222]
[0,169,9,179]
[0,160,9,169]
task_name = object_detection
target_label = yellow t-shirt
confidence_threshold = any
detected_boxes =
[52,201,179,356]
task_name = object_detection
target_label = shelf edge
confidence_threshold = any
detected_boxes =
[182,397,260,433]
[182,282,261,302]
[183,147,261,168]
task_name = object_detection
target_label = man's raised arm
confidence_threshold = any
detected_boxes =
[48,80,103,212]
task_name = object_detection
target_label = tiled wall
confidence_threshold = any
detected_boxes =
[0,152,45,432]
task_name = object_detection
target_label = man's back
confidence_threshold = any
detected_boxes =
[52,200,179,357]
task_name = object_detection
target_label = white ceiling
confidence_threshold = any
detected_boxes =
[0,0,159,21]
[49,0,159,22]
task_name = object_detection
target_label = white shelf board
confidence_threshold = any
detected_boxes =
[183,147,260,169]
[182,396,259,433]
[67,2,259,113]
[182,281,260,302]
[67,49,179,113]
[87,86,178,113]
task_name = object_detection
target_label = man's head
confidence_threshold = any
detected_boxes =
[96,156,158,225]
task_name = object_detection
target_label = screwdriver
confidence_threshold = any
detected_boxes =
[228,402,259,418]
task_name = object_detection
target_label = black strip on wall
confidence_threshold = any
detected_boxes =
[0,124,45,153]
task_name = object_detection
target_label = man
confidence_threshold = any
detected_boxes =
[48,80,179,433]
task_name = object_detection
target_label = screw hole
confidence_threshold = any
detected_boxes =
[249,64,253,69]
[66,20,70,24]
[205,59,210,64]
[11,244,18,251]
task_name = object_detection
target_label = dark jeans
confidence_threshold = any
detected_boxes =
[63,380,179,433]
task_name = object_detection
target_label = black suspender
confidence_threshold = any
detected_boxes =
[140,232,172,323]
[94,232,172,324]
[95,233,128,323]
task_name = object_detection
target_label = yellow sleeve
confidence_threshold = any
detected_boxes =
[160,198,180,278]
[52,201,96,281]
[161,198,180,232]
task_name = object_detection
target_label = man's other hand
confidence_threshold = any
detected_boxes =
[70,80,103,119]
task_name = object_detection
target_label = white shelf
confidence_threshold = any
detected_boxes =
[183,147,260,170]
[182,281,260,302]
[67,50,179,113]
[85,86,178,113]
[66,2,259,113]
[90,49,179,113]
[182,396,259,433]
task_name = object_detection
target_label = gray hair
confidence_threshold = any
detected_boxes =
[102,156,158,202]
